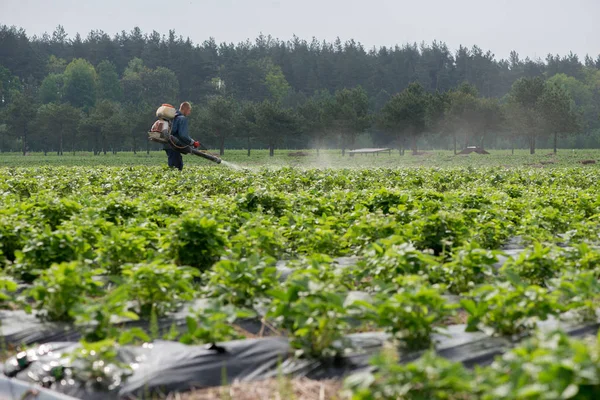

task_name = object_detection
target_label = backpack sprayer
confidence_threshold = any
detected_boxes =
[148,104,222,164]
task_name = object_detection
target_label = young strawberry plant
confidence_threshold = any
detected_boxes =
[120,261,199,317]
[94,226,159,275]
[0,217,31,266]
[66,339,133,392]
[179,302,252,346]
[204,254,279,310]
[34,198,81,229]
[73,285,141,342]
[427,242,498,294]
[411,211,471,255]
[12,226,92,282]
[267,275,353,359]
[500,242,566,286]
[358,275,455,350]
[167,214,228,272]
[480,330,600,399]
[461,273,562,336]
[554,269,600,322]
[345,349,478,400]
[27,261,105,322]
[354,238,438,292]
[0,274,17,306]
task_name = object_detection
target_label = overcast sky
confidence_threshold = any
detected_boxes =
[3,0,599,60]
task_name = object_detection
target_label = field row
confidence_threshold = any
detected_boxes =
[2,166,600,398]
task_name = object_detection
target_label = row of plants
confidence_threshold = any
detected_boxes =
[3,167,600,278]
[2,166,600,397]
[4,246,598,361]
[346,330,600,399]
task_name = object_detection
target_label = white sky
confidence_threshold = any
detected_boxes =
[2,0,599,60]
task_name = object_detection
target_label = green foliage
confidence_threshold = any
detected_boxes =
[13,227,92,282]
[264,64,291,102]
[268,271,353,358]
[180,303,250,345]
[39,73,64,104]
[34,198,81,229]
[356,238,438,291]
[554,269,600,322]
[360,276,454,350]
[500,242,565,286]
[0,217,29,265]
[198,95,238,154]
[66,339,132,391]
[480,330,600,399]
[27,261,104,322]
[0,274,17,305]
[345,349,477,400]
[205,254,279,309]
[331,86,371,151]
[229,216,287,257]
[120,261,199,317]
[96,60,122,102]
[427,243,498,294]
[461,274,561,336]
[346,331,600,400]
[236,187,288,216]
[94,226,158,274]
[168,214,227,271]
[254,100,299,154]
[63,58,97,110]
[73,285,140,343]
[411,211,470,255]
[379,82,431,152]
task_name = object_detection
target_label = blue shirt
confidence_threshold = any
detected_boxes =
[171,111,194,146]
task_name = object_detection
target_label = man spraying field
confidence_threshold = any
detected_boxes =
[164,102,201,170]
[148,102,222,165]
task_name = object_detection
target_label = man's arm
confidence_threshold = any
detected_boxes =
[173,116,194,146]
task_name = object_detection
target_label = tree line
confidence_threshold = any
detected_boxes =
[0,25,599,155]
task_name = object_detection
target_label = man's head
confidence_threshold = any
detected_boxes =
[180,102,192,117]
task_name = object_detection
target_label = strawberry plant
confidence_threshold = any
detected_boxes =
[204,254,279,310]
[101,198,139,224]
[359,275,455,350]
[0,274,17,306]
[236,187,288,216]
[120,261,199,317]
[0,217,29,265]
[354,238,438,291]
[411,211,470,255]
[27,261,105,322]
[95,226,158,274]
[500,242,565,286]
[66,339,133,392]
[461,274,562,336]
[562,242,600,270]
[73,285,140,342]
[345,349,478,400]
[168,214,227,272]
[229,216,287,257]
[480,330,600,399]
[267,275,353,358]
[12,226,92,282]
[427,242,498,294]
[180,303,252,346]
[554,269,600,322]
[34,198,81,229]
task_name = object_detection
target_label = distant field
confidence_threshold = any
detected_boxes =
[1,148,600,168]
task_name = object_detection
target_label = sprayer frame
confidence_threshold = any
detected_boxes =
[148,134,223,164]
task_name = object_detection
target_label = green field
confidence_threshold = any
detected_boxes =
[2,148,600,168]
[3,151,600,398]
